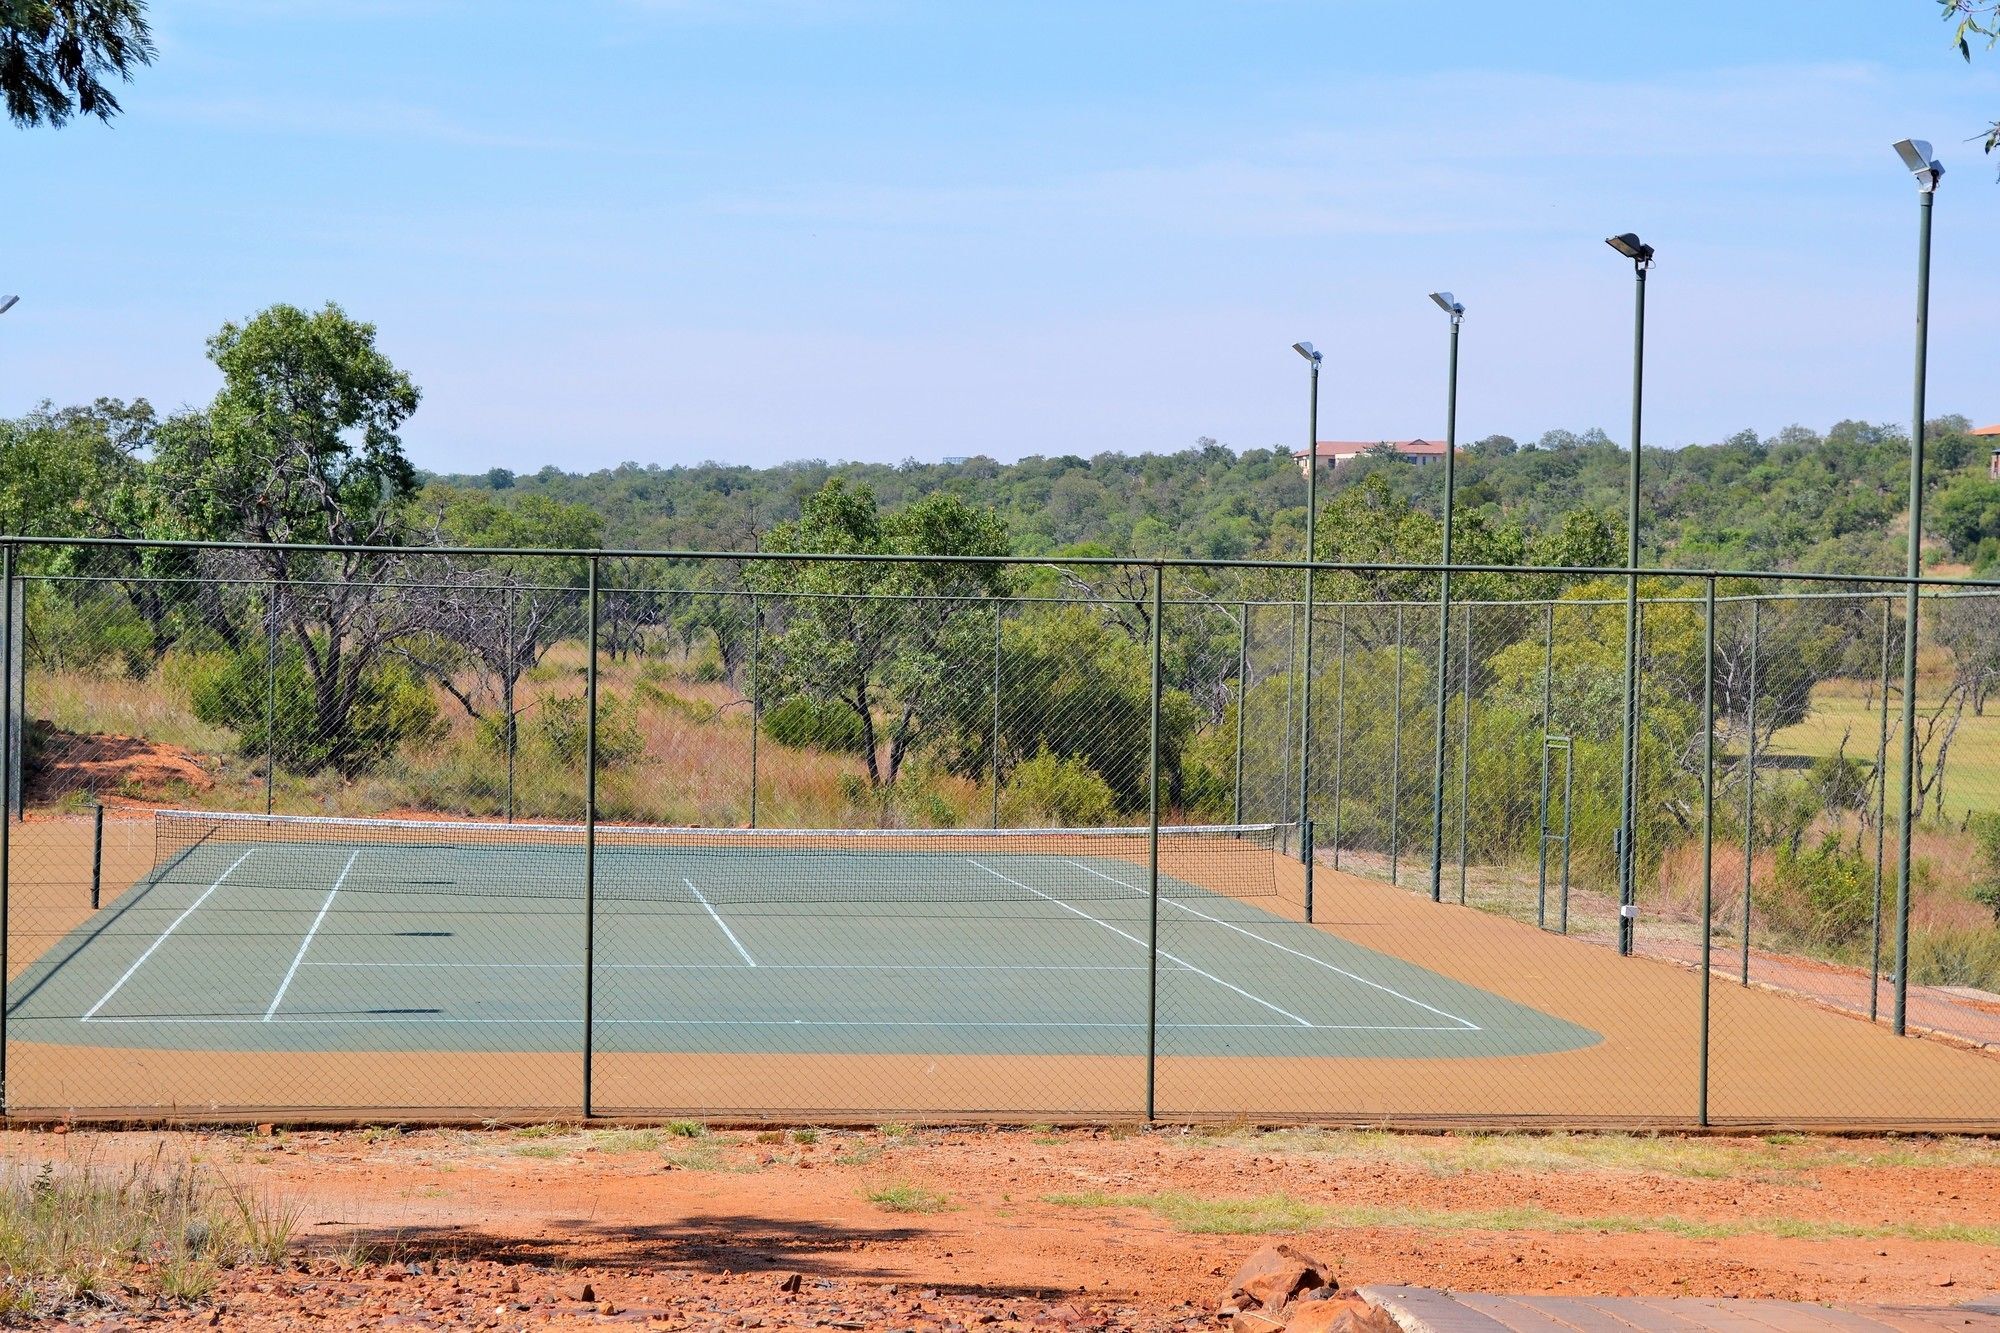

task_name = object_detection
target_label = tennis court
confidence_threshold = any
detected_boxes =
[7,811,1597,1064]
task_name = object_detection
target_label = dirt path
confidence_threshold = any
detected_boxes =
[14,1125,1998,1327]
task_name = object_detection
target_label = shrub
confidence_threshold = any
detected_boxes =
[191,643,442,775]
[1766,834,1873,948]
[536,693,643,769]
[1003,746,1117,827]
[1968,811,2000,923]
[763,695,868,754]
[1908,926,2000,991]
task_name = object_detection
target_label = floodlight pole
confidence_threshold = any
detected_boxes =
[1428,299,1463,903]
[1613,244,1652,959]
[1894,147,1941,1036]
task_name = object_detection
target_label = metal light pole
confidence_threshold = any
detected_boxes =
[1606,231,1654,958]
[1293,341,1323,918]
[1426,292,1464,903]
[1891,137,1943,1036]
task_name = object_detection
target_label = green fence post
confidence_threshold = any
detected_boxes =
[1145,562,1163,1122]
[991,599,1003,829]
[1,544,12,1114]
[1872,597,1891,1022]
[504,584,516,823]
[582,554,599,1119]
[1458,600,1471,905]
[748,593,761,829]
[1234,603,1248,827]
[265,583,277,816]
[1741,598,1758,985]
[1331,608,1346,871]
[90,802,104,911]
[1390,605,1405,886]
[1700,576,1716,1128]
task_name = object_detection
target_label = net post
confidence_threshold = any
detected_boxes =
[1700,575,1715,1128]
[0,542,12,1114]
[1302,817,1314,924]
[1145,562,1163,1124]
[1741,597,1758,985]
[265,582,277,816]
[91,802,104,911]
[583,553,599,1119]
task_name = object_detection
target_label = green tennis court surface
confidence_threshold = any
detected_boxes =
[8,817,1599,1060]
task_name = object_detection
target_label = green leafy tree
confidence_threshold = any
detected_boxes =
[2,0,153,128]
[1944,0,2000,152]
[151,303,427,772]
[748,478,1008,789]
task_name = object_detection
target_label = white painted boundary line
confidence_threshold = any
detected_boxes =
[1062,858,1481,1032]
[968,859,1311,1027]
[305,961,1163,972]
[81,851,255,1022]
[683,878,756,966]
[77,1015,1453,1031]
[264,850,360,1021]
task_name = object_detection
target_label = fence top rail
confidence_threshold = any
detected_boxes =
[3,532,1994,593]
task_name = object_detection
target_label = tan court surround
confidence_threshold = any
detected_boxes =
[6,817,2000,1129]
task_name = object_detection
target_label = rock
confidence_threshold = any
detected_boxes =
[777,1273,803,1293]
[599,1299,618,1315]
[255,1123,276,1137]
[1219,1244,1335,1318]
[580,1283,596,1303]
[1282,1295,1398,1333]
[1230,1313,1288,1333]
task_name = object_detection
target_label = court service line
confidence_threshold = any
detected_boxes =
[1062,859,1481,1032]
[264,851,361,1022]
[967,859,1311,1027]
[81,851,255,1022]
[683,878,756,967]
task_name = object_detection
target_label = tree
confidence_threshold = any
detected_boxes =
[749,479,1009,790]
[151,303,429,773]
[1944,0,2000,152]
[3,0,154,128]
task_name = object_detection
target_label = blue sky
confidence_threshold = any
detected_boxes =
[6,0,1997,473]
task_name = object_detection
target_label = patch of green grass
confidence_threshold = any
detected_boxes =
[663,1145,759,1174]
[508,1143,563,1160]
[831,1142,884,1167]
[1042,1190,2000,1245]
[1187,1128,2000,1179]
[510,1123,568,1140]
[791,1129,819,1146]
[588,1129,662,1155]
[877,1122,913,1140]
[357,1125,404,1145]
[865,1181,953,1214]
[663,1120,707,1139]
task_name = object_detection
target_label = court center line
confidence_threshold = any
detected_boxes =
[264,850,360,1022]
[967,859,1311,1027]
[683,878,756,967]
[81,851,255,1022]
[1062,859,1481,1032]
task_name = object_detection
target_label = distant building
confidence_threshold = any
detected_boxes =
[1973,424,2000,481]
[1291,439,1454,478]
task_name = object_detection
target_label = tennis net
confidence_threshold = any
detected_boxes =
[148,809,1298,906]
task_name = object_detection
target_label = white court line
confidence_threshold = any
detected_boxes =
[683,878,755,966]
[264,851,360,1021]
[1062,859,1480,1032]
[82,851,255,1022]
[76,1014,1452,1031]
[304,961,1163,971]
[968,859,1311,1027]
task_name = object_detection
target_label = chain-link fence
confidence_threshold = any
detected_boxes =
[3,537,1999,1127]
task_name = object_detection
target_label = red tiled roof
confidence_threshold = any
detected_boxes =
[1971,423,2000,438]
[1291,439,1447,459]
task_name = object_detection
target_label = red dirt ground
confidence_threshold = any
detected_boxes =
[11,1125,1998,1328]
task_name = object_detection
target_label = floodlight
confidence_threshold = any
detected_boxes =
[1292,341,1321,363]
[1605,233,1654,264]
[1428,291,1463,316]
[1892,138,1944,192]
[0,296,16,315]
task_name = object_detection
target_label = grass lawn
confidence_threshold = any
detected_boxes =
[1765,677,2000,825]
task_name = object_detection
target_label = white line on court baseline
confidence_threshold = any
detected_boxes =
[77,1014,1453,1031]
[966,859,1312,1027]
[683,878,756,966]
[303,961,1166,971]
[1063,859,1481,1032]
[264,850,360,1022]
[81,851,255,1022]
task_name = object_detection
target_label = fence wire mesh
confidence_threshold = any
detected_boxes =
[4,540,2000,1127]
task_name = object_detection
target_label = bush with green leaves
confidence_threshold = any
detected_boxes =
[1765,833,1874,949]
[763,694,869,754]
[536,692,644,769]
[191,642,442,775]
[1002,746,1118,827]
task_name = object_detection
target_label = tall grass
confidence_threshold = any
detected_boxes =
[0,1154,299,1316]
